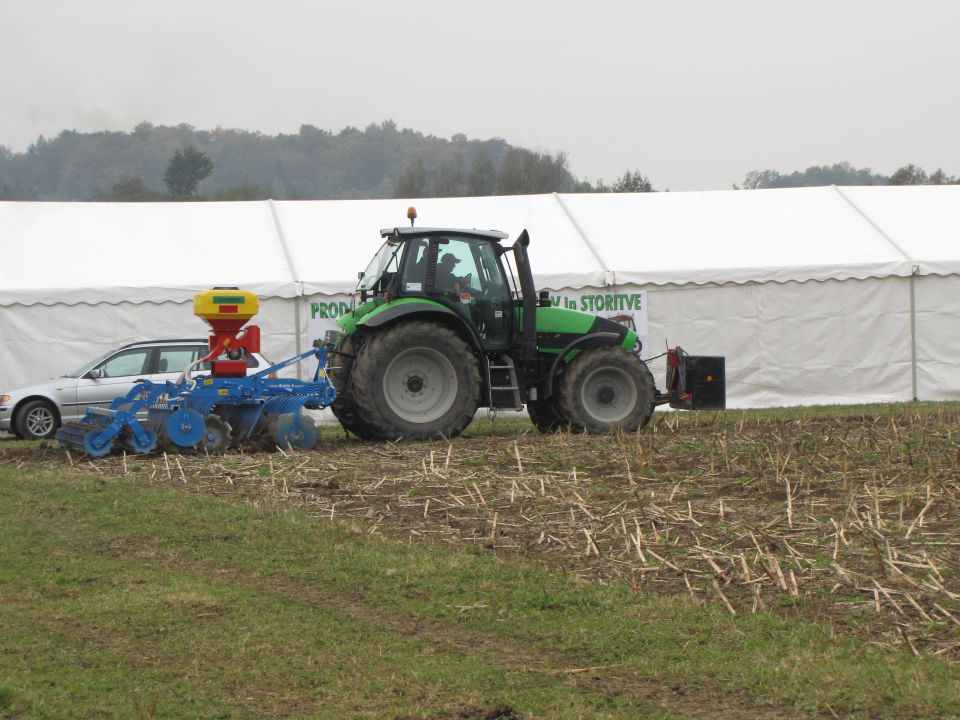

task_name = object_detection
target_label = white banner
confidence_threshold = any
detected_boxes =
[306,295,353,347]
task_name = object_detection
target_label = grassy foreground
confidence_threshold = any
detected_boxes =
[1,410,959,718]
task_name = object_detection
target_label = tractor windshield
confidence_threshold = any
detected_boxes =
[358,240,401,292]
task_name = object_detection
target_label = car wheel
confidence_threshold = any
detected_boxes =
[15,399,60,440]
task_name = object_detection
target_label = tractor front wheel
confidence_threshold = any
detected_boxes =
[558,347,655,434]
[350,321,480,441]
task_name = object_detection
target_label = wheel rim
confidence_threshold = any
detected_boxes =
[26,406,55,437]
[382,347,459,424]
[579,366,637,424]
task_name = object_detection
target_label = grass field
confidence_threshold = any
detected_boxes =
[2,403,959,718]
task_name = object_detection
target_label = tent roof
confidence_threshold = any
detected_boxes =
[0,201,297,306]
[558,186,913,287]
[273,194,603,295]
[836,185,960,277]
[1,185,958,306]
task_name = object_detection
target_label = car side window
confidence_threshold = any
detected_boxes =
[99,349,151,378]
[157,347,202,374]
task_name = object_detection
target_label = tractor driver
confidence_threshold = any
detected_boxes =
[435,252,464,294]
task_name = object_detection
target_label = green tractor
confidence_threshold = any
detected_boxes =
[328,211,724,440]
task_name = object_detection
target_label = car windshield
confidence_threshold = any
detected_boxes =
[64,348,118,378]
[358,240,400,292]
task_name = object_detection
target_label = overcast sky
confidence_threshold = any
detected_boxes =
[3,0,958,191]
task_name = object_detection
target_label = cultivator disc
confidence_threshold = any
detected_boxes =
[165,408,206,448]
[268,413,318,451]
[199,415,232,454]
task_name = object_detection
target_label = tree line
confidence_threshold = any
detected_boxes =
[0,120,954,202]
[739,161,959,189]
[0,120,653,202]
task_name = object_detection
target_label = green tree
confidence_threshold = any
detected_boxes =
[742,162,886,189]
[612,169,653,193]
[432,156,464,197]
[393,158,429,198]
[496,148,573,195]
[211,182,267,201]
[889,164,927,185]
[889,164,957,185]
[466,150,496,196]
[926,168,954,185]
[96,175,163,201]
[164,145,214,197]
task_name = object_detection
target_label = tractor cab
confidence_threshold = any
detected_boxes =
[357,226,515,350]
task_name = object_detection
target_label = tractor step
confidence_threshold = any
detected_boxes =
[487,355,522,409]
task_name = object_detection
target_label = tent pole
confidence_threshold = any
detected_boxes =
[832,186,918,403]
[268,199,303,379]
[909,269,918,401]
[293,295,303,380]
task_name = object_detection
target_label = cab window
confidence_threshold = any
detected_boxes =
[434,239,480,295]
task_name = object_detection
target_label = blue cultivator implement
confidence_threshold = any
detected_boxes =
[57,348,337,458]
[57,288,338,457]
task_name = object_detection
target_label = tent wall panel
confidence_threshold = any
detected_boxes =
[641,277,914,408]
[914,275,960,400]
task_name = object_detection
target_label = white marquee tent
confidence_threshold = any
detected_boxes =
[1,185,958,408]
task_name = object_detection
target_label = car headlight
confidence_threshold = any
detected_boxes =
[0,395,10,404]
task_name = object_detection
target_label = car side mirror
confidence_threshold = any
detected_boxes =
[88,368,102,379]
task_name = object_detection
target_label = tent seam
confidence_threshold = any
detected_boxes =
[831,186,914,269]
[552,193,612,285]
[268,199,302,294]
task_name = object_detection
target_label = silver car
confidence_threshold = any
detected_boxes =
[0,339,271,440]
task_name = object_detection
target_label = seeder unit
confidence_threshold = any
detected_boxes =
[57,289,337,457]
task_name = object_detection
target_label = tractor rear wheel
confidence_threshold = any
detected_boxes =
[329,334,376,439]
[558,347,655,434]
[350,321,480,440]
